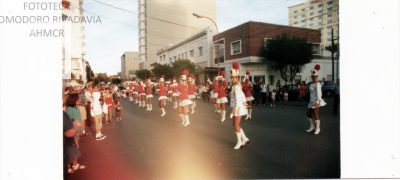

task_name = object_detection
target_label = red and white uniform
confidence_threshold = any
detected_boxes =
[133,84,138,94]
[157,84,167,100]
[146,85,153,98]
[242,82,254,101]
[178,84,192,106]
[217,80,228,103]
[167,83,172,94]
[139,84,145,96]
[129,84,133,92]
[188,84,196,99]
[172,84,179,97]
[211,82,219,98]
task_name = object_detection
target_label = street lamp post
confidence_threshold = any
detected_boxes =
[193,13,220,74]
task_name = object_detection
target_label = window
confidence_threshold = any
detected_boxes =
[294,10,298,14]
[309,6,314,10]
[178,55,181,60]
[318,10,323,14]
[312,44,321,55]
[310,12,314,16]
[174,56,176,60]
[294,16,297,19]
[160,56,162,60]
[198,47,203,57]
[214,39,225,64]
[301,14,306,18]
[319,16,323,19]
[301,8,305,12]
[185,52,187,59]
[309,23,314,27]
[163,55,165,60]
[327,38,332,41]
[170,58,172,62]
[318,4,323,8]
[327,32,332,36]
[327,19,332,24]
[301,20,306,23]
[328,13,332,17]
[129,70,135,75]
[294,21,298,25]
[337,12,339,15]
[327,75,333,81]
[230,40,242,55]
[327,1,333,5]
[190,50,194,57]
[327,7,333,12]
[310,17,314,21]
[318,22,323,26]
[327,26,332,29]
[301,25,306,28]
[269,75,274,86]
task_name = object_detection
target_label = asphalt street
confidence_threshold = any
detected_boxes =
[67,95,340,180]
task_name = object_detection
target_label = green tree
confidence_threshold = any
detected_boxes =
[135,69,152,80]
[264,34,314,83]
[151,63,174,81]
[170,59,195,79]
[93,73,110,85]
[325,44,338,57]
[111,78,122,84]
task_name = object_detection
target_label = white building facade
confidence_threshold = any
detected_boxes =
[121,52,139,79]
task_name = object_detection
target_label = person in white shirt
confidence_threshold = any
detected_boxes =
[271,89,276,107]
[260,81,266,106]
[305,65,327,135]
[230,62,250,150]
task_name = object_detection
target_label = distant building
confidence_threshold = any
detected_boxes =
[288,0,339,49]
[121,52,139,79]
[211,21,338,87]
[138,0,217,70]
[62,0,87,87]
[156,27,216,82]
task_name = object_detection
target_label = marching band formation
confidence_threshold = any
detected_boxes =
[118,62,326,149]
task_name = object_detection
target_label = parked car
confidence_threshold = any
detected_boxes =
[307,81,336,97]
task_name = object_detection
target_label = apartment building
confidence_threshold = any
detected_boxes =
[288,0,339,49]
[138,0,216,70]
[121,52,140,79]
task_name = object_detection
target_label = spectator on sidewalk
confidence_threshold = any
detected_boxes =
[276,80,281,90]
[91,86,106,140]
[271,89,276,107]
[300,81,307,106]
[63,111,84,176]
[85,85,94,126]
[253,82,261,106]
[77,86,89,136]
[260,81,266,106]
[333,79,340,115]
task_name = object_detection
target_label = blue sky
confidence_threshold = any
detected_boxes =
[83,0,306,75]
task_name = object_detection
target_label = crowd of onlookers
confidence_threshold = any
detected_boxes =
[62,81,123,178]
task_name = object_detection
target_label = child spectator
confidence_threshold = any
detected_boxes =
[91,86,106,140]
[284,90,289,107]
[271,89,276,107]
[114,99,123,121]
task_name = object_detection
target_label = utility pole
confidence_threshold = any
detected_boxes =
[331,28,335,82]
[336,26,339,83]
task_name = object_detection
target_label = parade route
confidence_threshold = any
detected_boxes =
[68,96,340,180]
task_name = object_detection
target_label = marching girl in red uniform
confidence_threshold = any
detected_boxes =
[230,62,250,149]
[129,83,133,101]
[217,71,228,122]
[139,80,146,108]
[172,69,192,126]
[156,75,168,116]
[242,71,254,120]
[167,78,173,102]
[133,80,139,104]
[145,77,154,111]
[172,77,179,109]
[188,75,197,114]
[208,74,220,112]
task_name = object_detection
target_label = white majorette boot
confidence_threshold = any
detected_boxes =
[142,101,146,107]
[149,104,152,111]
[191,105,195,114]
[306,118,315,132]
[184,115,190,126]
[240,128,249,146]
[164,101,166,106]
[174,102,177,109]
[245,109,250,120]
[214,104,218,112]
[234,132,242,150]
[138,101,142,107]
[135,99,138,104]
[180,114,185,125]
[161,108,166,116]
[248,109,252,119]
[221,110,226,122]
[314,120,321,135]
[146,104,149,111]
